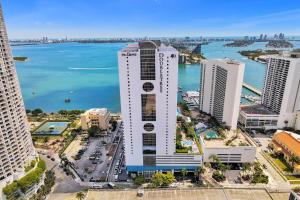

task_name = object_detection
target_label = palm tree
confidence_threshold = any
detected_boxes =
[181,168,188,180]
[76,192,85,200]
[195,166,206,181]
[289,156,300,169]
[209,154,220,163]
[219,163,229,172]
[242,163,251,172]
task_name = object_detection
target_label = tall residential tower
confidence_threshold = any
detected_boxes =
[118,41,202,172]
[199,59,245,130]
[118,41,178,171]
[0,4,35,184]
[262,53,300,128]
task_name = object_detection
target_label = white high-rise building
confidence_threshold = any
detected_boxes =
[262,53,300,128]
[0,4,36,185]
[118,41,202,172]
[199,59,245,130]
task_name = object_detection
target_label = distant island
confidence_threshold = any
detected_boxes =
[224,40,254,47]
[266,40,294,48]
[13,57,28,62]
[239,50,279,63]
[77,39,135,43]
[171,43,205,64]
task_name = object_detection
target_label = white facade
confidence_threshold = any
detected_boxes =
[203,146,256,163]
[262,54,300,129]
[118,41,184,171]
[200,59,245,130]
[81,108,110,131]
[0,4,35,187]
[199,134,256,163]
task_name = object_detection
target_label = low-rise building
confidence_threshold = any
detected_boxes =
[270,131,300,174]
[200,130,256,163]
[81,108,110,131]
[238,104,279,130]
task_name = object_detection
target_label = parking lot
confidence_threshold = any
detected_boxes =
[63,121,128,183]
[66,137,111,181]
[107,123,128,182]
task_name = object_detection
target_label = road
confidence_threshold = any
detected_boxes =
[241,132,291,191]
[39,154,87,200]
[107,122,125,182]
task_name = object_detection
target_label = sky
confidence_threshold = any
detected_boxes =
[2,0,300,39]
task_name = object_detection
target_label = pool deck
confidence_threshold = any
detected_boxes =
[203,130,253,148]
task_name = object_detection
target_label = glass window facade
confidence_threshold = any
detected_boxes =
[140,49,156,80]
[142,133,156,146]
[141,94,156,121]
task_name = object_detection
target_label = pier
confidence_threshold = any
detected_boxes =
[242,82,262,96]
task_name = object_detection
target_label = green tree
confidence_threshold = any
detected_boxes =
[289,156,300,169]
[218,163,229,172]
[87,126,100,137]
[151,172,164,187]
[195,166,205,181]
[76,192,85,200]
[151,172,175,187]
[212,171,226,182]
[32,108,43,116]
[181,168,188,179]
[162,172,175,186]
[209,154,220,163]
[133,176,146,186]
[242,163,251,172]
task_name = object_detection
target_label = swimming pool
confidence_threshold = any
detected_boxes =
[176,108,182,116]
[33,121,69,135]
[181,140,193,146]
[204,130,219,139]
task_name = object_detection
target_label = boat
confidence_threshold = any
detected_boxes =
[64,98,71,103]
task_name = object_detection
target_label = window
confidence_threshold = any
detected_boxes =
[143,156,156,166]
[143,82,154,92]
[144,123,154,131]
[140,49,156,80]
[141,94,156,121]
[143,133,156,146]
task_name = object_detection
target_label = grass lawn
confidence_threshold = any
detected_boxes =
[269,154,293,172]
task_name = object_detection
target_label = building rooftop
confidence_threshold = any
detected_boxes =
[272,131,300,158]
[82,108,109,116]
[120,40,177,52]
[86,189,288,200]
[202,58,243,66]
[186,91,199,98]
[202,129,253,148]
[240,104,278,115]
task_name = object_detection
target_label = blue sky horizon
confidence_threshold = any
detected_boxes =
[2,0,300,39]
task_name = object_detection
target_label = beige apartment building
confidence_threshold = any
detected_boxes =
[81,108,110,131]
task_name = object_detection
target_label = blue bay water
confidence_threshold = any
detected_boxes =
[12,41,300,112]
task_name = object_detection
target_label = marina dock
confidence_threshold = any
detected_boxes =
[242,82,262,96]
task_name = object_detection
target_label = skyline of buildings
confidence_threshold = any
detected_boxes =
[0,4,35,186]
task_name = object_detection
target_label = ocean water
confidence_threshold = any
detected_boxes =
[12,41,300,112]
